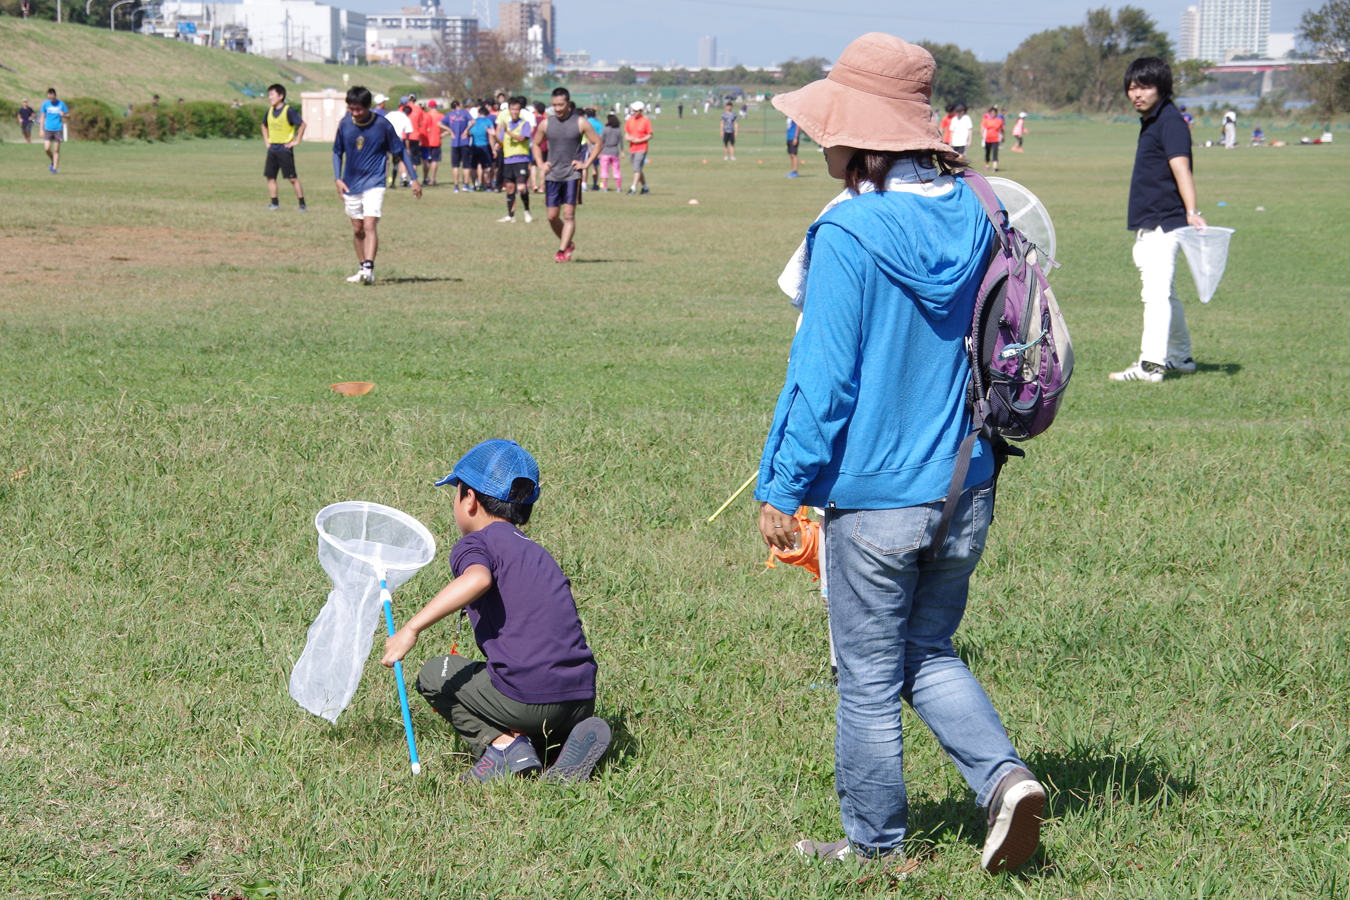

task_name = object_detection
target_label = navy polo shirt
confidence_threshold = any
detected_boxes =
[1128,99,1192,232]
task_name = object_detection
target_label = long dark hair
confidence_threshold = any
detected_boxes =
[843,149,956,193]
[606,113,620,128]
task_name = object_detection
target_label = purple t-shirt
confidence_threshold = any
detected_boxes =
[443,109,473,148]
[450,521,597,704]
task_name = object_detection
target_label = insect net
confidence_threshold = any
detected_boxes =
[289,502,437,723]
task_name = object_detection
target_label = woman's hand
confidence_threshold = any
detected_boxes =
[759,502,800,552]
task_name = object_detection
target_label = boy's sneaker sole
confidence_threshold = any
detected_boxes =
[544,717,610,782]
[982,770,1045,873]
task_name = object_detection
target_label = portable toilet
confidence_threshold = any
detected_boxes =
[301,90,345,142]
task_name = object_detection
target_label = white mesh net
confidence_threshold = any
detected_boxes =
[289,502,437,723]
[1174,226,1234,303]
[987,176,1057,263]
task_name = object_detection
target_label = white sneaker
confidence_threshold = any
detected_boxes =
[1108,361,1164,383]
[982,768,1045,873]
[523,210,534,223]
[497,215,515,223]
[1166,356,1197,374]
[346,270,365,283]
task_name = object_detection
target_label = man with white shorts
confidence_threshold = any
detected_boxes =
[332,86,422,285]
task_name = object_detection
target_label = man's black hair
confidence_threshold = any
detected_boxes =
[47,87,56,95]
[551,86,571,101]
[346,86,373,108]
[458,479,535,527]
[1123,56,1173,100]
[268,83,287,99]
[450,99,460,108]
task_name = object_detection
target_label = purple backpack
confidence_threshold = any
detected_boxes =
[925,170,1073,560]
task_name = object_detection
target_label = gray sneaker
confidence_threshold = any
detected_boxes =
[543,717,611,782]
[1166,356,1197,374]
[794,838,853,861]
[982,767,1045,873]
[461,745,511,783]
[501,734,542,776]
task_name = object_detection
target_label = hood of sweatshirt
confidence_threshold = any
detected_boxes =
[808,181,993,322]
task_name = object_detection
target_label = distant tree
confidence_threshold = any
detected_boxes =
[614,66,638,85]
[1002,7,1171,112]
[920,41,988,109]
[648,68,687,86]
[1298,0,1350,113]
[781,56,829,87]
[1173,58,1216,94]
[426,30,527,100]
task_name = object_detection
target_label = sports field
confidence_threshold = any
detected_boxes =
[2,115,1348,898]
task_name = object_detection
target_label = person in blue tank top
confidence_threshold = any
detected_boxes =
[332,86,421,285]
[760,33,1046,875]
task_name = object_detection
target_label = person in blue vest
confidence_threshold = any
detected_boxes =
[332,86,421,285]
[261,83,307,212]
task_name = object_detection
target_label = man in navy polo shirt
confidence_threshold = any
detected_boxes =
[1109,57,1208,384]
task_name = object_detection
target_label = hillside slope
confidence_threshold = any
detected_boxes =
[0,19,418,106]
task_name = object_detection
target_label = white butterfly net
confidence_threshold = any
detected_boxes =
[289,502,437,723]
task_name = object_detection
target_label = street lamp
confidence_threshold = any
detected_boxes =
[110,0,134,30]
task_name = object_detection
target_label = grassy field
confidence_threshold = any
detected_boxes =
[0,19,415,111]
[1,113,1348,899]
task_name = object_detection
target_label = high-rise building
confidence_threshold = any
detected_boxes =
[698,35,716,68]
[1196,0,1270,61]
[366,4,477,66]
[497,0,553,62]
[1179,6,1200,60]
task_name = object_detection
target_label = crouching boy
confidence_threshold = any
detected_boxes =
[381,439,609,782]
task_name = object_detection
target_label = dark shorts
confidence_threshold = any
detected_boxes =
[21,122,33,136]
[43,128,64,142]
[450,145,469,167]
[787,140,799,155]
[421,145,442,162]
[263,146,296,179]
[405,140,420,158]
[723,132,735,146]
[503,161,530,182]
[471,145,491,169]
[544,179,582,208]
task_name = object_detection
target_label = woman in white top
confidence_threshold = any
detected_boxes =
[947,103,973,155]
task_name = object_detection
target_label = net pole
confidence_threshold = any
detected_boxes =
[379,572,422,775]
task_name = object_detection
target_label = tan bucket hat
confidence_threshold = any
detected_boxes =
[772,32,962,164]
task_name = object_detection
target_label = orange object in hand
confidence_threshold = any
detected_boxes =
[766,507,820,579]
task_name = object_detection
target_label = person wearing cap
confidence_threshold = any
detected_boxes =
[624,101,653,195]
[756,33,1045,873]
[371,93,389,117]
[1011,112,1028,152]
[382,439,607,783]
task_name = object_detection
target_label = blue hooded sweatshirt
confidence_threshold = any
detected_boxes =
[756,180,995,514]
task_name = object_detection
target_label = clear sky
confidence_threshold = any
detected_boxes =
[354,0,1318,67]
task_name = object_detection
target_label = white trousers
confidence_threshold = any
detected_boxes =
[1133,227,1192,366]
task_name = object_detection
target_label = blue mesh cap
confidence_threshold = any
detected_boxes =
[433,439,541,503]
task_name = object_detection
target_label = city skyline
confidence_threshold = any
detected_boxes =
[340,0,1317,65]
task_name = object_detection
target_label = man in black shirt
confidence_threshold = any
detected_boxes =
[1109,57,1208,384]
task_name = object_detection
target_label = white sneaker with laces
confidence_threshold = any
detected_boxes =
[497,215,515,223]
[523,210,534,223]
[1108,360,1164,383]
[1166,356,1197,374]
[346,270,366,283]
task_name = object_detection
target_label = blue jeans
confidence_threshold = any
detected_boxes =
[824,478,1026,856]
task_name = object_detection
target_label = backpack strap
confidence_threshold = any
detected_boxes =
[957,169,1011,242]
[922,426,982,563]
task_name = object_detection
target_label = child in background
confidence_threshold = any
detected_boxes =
[1012,112,1028,152]
[382,439,610,783]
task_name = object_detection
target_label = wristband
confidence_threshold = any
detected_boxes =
[1187,209,1200,216]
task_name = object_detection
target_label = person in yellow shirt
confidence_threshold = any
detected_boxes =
[261,83,307,211]
[495,97,535,224]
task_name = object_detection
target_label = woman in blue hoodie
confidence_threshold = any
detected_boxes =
[760,34,1046,874]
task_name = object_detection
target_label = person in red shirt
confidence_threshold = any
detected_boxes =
[940,103,955,145]
[420,99,442,185]
[624,101,653,195]
[401,95,425,178]
[981,106,1004,172]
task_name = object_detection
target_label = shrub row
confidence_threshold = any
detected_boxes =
[4,97,275,142]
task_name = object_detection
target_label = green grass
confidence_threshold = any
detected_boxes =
[0,19,415,109]
[1,115,1349,899]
